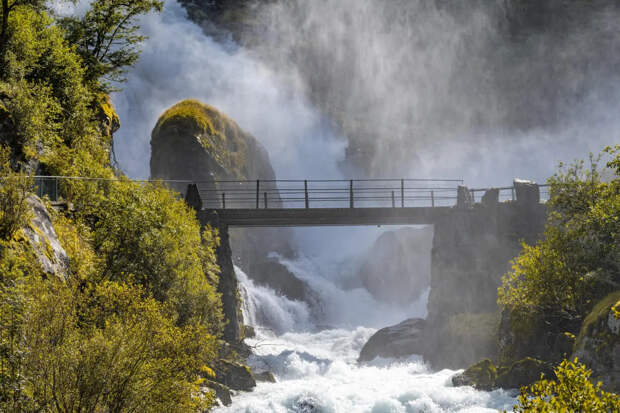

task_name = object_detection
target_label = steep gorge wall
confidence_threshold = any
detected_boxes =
[424,195,547,368]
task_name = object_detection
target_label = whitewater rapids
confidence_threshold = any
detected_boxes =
[215,266,517,413]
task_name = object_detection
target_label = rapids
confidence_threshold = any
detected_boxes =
[216,265,518,413]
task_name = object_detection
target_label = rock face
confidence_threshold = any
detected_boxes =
[357,227,432,306]
[358,318,427,362]
[23,195,70,278]
[358,186,547,369]
[573,290,620,392]
[215,360,256,391]
[424,190,547,368]
[151,100,310,341]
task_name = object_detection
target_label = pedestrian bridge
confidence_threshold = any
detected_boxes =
[180,179,548,228]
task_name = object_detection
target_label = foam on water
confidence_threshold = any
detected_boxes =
[215,327,516,412]
[227,265,518,412]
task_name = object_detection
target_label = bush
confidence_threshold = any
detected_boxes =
[513,358,620,412]
[0,146,32,240]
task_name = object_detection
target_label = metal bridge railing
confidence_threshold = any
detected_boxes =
[194,179,465,209]
[1,176,550,209]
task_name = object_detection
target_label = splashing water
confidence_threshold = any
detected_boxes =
[228,264,517,413]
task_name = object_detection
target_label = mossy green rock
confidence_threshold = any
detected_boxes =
[495,357,555,389]
[451,359,497,390]
[215,360,256,391]
[204,380,233,406]
[573,290,620,392]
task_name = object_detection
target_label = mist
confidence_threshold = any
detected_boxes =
[111,0,346,181]
[245,0,620,186]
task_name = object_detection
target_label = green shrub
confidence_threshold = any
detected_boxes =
[513,358,620,412]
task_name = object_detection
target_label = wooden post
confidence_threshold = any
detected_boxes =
[304,180,309,209]
[349,180,354,208]
[431,190,435,207]
[222,192,226,209]
[256,180,260,209]
[392,191,395,208]
[401,179,405,208]
[264,192,268,209]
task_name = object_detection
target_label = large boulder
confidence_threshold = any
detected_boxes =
[215,360,256,391]
[452,359,497,391]
[573,290,620,392]
[358,318,427,362]
[358,227,432,306]
[150,100,310,338]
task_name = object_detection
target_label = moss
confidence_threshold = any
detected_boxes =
[152,100,250,179]
[496,357,555,389]
[452,359,497,390]
[575,290,620,353]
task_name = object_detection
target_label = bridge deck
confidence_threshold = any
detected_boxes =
[198,207,453,227]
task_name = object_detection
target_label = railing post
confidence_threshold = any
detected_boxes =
[349,180,354,208]
[256,180,260,209]
[392,191,395,208]
[304,180,309,209]
[431,190,435,207]
[54,177,58,201]
[222,192,226,209]
[401,179,405,208]
[264,192,268,209]
[470,189,475,204]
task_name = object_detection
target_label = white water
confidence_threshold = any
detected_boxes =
[220,266,517,413]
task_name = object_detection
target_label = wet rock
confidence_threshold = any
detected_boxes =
[451,359,497,390]
[358,318,427,362]
[254,371,276,383]
[573,290,620,392]
[481,188,499,206]
[216,360,256,391]
[495,357,555,389]
[204,380,233,406]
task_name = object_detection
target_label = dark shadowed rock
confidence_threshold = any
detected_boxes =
[452,359,497,390]
[495,357,555,389]
[358,318,427,362]
[358,227,432,306]
[216,360,256,391]
[204,380,232,406]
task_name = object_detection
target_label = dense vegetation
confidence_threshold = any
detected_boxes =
[498,146,620,408]
[0,1,227,411]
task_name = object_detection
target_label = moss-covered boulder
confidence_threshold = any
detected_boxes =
[495,357,555,389]
[151,100,310,341]
[451,359,497,390]
[573,290,620,392]
[215,360,256,391]
[254,371,276,383]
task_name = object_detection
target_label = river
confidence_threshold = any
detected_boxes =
[213,264,517,413]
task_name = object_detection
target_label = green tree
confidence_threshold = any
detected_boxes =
[513,358,620,412]
[498,147,620,361]
[0,145,31,240]
[61,0,163,89]
[0,0,47,70]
